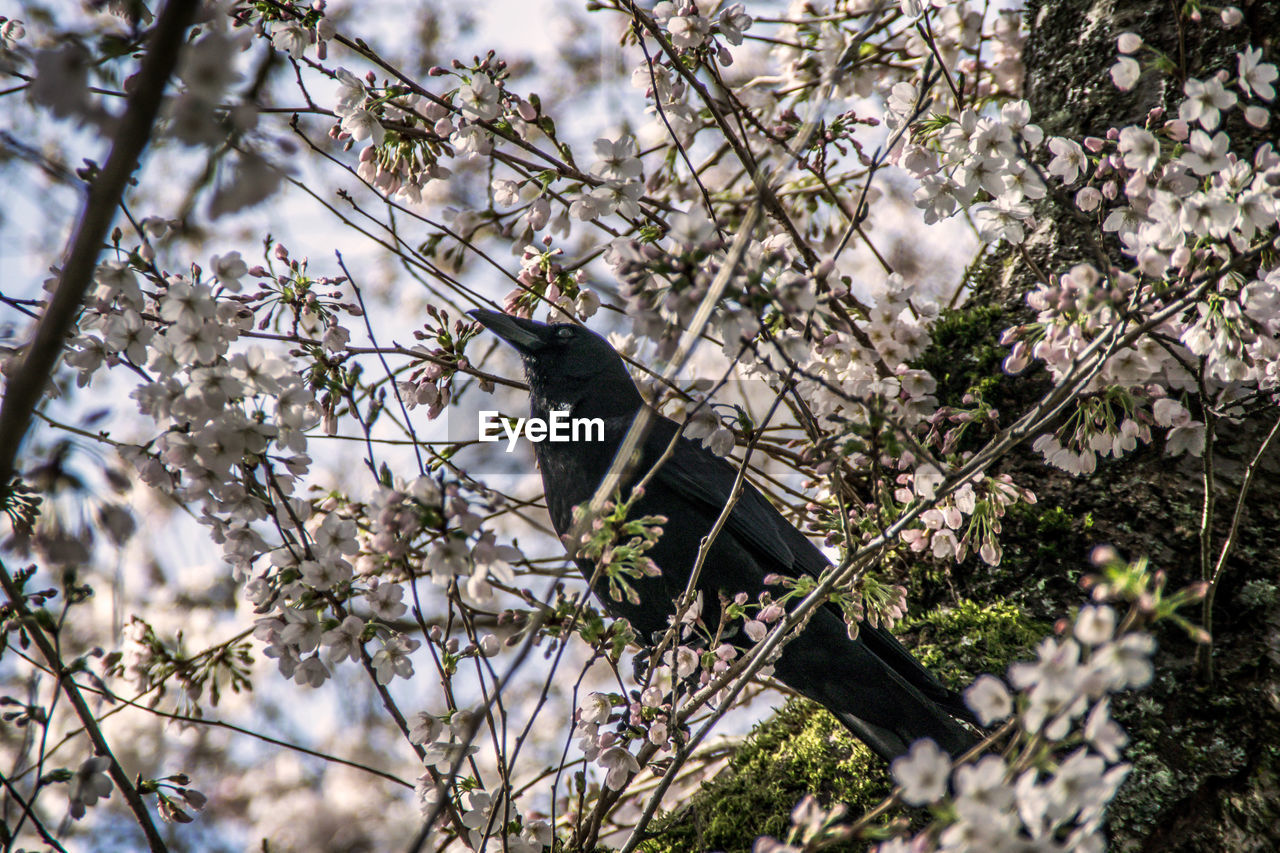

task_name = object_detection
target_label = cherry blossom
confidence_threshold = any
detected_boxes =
[1110,56,1140,91]
[66,757,113,819]
[1238,47,1277,100]
[2,4,1272,850]
[964,674,1014,726]
[1180,76,1237,130]
[270,22,309,59]
[372,634,420,684]
[891,739,952,806]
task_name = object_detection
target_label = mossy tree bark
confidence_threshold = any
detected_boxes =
[998,3,1280,849]
[641,2,1280,851]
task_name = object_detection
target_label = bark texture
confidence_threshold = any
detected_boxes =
[1013,2,1280,850]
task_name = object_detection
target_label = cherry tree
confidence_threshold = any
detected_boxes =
[1,0,1277,850]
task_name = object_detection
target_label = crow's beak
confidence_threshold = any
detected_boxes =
[468,308,551,355]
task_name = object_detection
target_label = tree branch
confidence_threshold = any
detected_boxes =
[0,0,197,501]
[0,1,199,849]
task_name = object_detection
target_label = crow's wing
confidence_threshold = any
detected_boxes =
[646,415,972,719]
[642,417,797,570]
[765,496,973,716]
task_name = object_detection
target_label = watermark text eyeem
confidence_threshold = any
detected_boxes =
[478,410,604,452]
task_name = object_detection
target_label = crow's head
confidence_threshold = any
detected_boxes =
[469,309,643,417]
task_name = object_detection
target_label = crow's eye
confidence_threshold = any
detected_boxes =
[555,326,574,340]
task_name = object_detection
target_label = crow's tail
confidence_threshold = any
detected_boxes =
[794,647,982,763]
[831,702,979,764]
[773,608,984,763]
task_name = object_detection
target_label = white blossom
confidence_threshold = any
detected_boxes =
[718,4,753,45]
[322,615,365,663]
[1074,605,1116,645]
[1179,76,1237,130]
[1116,32,1142,54]
[1047,137,1087,184]
[591,137,643,181]
[1238,47,1277,100]
[891,739,951,806]
[367,579,408,620]
[372,634,420,683]
[580,692,613,725]
[458,75,502,121]
[409,712,442,745]
[68,757,113,819]
[1117,127,1160,173]
[965,674,1013,725]
[271,22,309,59]
[1110,56,1140,91]
[333,68,366,115]
[598,746,640,789]
[341,109,386,146]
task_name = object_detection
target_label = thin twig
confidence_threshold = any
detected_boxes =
[1197,413,1280,680]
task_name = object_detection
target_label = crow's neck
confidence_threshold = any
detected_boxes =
[528,402,644,536]
[527,378,643,423]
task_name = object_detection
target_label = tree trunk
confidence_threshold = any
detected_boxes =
[1010,1,1280,849]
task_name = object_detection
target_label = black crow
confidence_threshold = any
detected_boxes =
[470,309,979,761]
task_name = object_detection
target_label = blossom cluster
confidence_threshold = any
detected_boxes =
[755,554,1193,853]
[1001,42,1280,474]
[876,599,1152,852]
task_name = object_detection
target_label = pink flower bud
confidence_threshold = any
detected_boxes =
[1116,32,1142,54]
[1002,340,1030,374]
[1089,544,1120,567]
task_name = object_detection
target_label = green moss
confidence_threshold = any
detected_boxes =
[638,699,891,853]
[912,302,1010,411]
[1002,502,1085,568]
[638,600,1048,853]
[1029,505,1073,535]
[903,598,1048,690]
